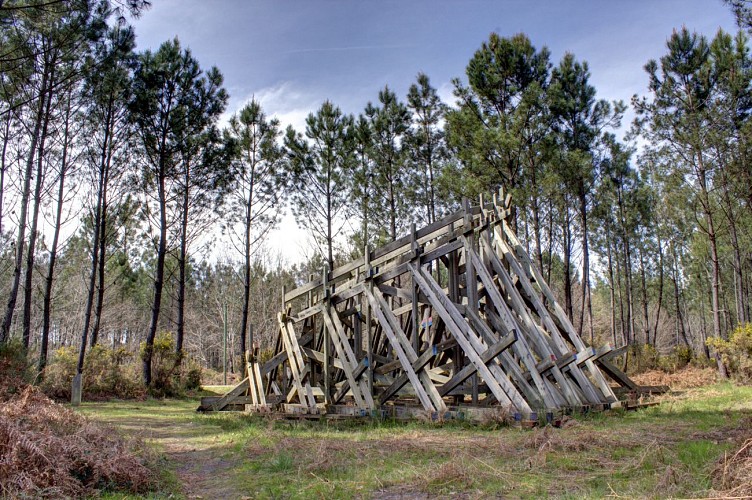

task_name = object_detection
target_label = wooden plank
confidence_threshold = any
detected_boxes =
[208,378,249,412]
[253,362,267,406]
[364,287,445,412]
[474,243,586,406]
[488,234,606,404]
[468,251,560,409]
[260,332,314,376]
[464,308,544,407]
[379,345,439,404]
[408,262,523,410]
[498,222,622,403]
[301,347,345,370]
[278,313,317,410]
[371,287,447,411]
[284,210,468,305]
[597,358,639,390]
[438,332,516,397]
[320,305,375,409]
[332,358,370,403]
[599,344,626,362]
[247,362,259,405]
[261,351,287,376]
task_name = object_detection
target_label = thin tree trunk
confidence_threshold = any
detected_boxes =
[606,220,617,347]
[578,189,590,339]
[697,164,726,377]
[90,178,108,347]
[78,96,112,371]
[240,177,253,359]
[1,60,49,344]
[671,244,690,348]
[564,205,573,320]
[530,158,544,275]
[40,94,72,373]
[144,161,168,387]
[22,67,55,349]
[638,244,650,345]
[0,116,11,237]
[175,166,190,366]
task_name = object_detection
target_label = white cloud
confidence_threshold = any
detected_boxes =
[437,80,458,109]
[224,81,324,134]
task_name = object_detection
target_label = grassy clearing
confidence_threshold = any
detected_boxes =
[76,382,752,499]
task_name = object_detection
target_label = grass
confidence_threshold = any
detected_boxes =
[75,382,752,499]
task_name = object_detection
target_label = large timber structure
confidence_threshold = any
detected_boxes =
[200,190,651,422]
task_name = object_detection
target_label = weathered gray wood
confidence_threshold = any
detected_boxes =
[379,345,438,404]
[372,287,447,411]
[473,243,586,406]
[71,373,82,406]
[320,305,375,409]
[597,358,639,390]
[321,309,365,408]
[278,313,317,410]
[408,262,524,410]
[498,222,619,402]
[489,232,607,404]
[438,332,516,397]
[464,308,543,408]
[209,378,249,412]
[363,288,438,411]
[301,347,345,370]
[467,250,560,408]
[238,198,640,419]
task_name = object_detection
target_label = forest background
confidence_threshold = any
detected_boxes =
[2,0,752,394]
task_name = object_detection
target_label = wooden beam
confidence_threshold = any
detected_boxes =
[363,287,444,412]
[438,332,516,397]
[408,262,527,411]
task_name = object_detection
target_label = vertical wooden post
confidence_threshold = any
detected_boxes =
[463,199,479,404]
[411,222,420,353]
[354,267,362,358]
[307,274,316,386]
[364,246,374,400]
[246,323,253,378]
[71,373,82,406]
[322,266,331,404]
[223,301,228,386]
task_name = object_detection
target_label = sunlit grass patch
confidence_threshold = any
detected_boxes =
[77,382,752,498]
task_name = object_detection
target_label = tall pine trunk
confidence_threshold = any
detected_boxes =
[78,96,112,371]
[652,237,665,346]
[39,92,72,373]
[175,167,190,366]
[144,157,168,387]
[240,158,256,360]
[1,57,49,343]
[22,67,55,349]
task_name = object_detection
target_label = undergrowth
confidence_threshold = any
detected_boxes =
[0,387,161,498]
[0,345,168,498]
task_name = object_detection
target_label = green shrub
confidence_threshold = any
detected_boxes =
[626,343,660,374]
[40,346,77,400]
[184,360,202,391]
[707,323,752,382]
[140,331,202,396]
[658,344,694,372]
[41,345,145,401]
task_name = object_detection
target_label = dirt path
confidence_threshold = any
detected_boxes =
[83,403,243,499]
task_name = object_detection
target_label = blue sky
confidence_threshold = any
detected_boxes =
[130,0,738,263]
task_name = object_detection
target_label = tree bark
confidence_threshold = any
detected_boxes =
[22,63,55,349]
[143,148,168,387]
[39,92,72,373]
[652,237,665,346]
